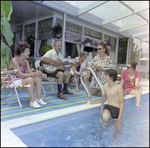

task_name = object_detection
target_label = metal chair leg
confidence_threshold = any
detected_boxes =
[42,84,47,97]
[1,89,14,100]
[10,75,23,108]
[49,78,54,92]
[34,86,37,94]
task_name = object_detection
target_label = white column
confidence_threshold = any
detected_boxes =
[22,25,25,41]
[61,13,66,61]
[115,37,119,64]
[138,40,142,71]
[34,20,38,58]
[52,14,57,46]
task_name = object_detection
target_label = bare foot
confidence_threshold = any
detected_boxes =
[136,104,140,107]
[88,89,91,92]
[76,89,79,92]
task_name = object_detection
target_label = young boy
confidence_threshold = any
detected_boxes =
[87,69,124,122]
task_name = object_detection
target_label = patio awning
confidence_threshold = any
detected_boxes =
[33,1,149,44]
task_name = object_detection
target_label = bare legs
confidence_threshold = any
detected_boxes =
[102,109,111,122]
[56,71,64,85]
[102,109,122,144]
[56,71,71,84]
[22,77,42,102]
[83,72,90,91]
[74,75,79,92]
[64,71,71,83]
[129,87,142,107]
[91,88,102,96]
[74,73,90,92]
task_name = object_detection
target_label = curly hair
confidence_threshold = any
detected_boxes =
[98,42,108,53]
[15,41,30,56]
[128,60,137,70]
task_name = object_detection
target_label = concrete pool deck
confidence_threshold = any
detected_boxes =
[1,79,149,147]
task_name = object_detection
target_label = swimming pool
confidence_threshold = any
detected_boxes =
[11,93,149,147]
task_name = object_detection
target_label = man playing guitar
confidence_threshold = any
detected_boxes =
[41,40,73,99]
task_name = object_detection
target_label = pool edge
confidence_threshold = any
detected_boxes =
[1,91,149,147]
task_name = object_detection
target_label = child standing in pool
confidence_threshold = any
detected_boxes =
[86,69,124,122]
[86,69,124,143]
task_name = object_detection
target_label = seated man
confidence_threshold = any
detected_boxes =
[41,40,73,99]
[86,69,124,123]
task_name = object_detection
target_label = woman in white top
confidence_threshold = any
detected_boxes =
[71,51,90,92]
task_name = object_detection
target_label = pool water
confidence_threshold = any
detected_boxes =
[11,94,149,147]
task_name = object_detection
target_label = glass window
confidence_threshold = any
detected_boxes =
[65,42,78,59]
[57,18,82,34]
[117,38,128,64]
[25,23,35,56]
[130,39,144,63]
[84,27,102,40]
[84,46,97,58]
[38,18,53,40]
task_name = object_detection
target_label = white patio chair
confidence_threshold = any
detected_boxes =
[35,60,55,92]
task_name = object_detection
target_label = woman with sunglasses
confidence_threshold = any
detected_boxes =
[120,61,142,107]
[90,42,114,96]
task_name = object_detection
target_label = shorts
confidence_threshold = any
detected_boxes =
[103,104,120,119]
[125,88,135,95]
[9,79,22,87]
[43,69,65,78]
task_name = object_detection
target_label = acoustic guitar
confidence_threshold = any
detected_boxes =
[40,59,80,74]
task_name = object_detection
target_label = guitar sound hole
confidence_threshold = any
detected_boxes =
[44,63,57,71]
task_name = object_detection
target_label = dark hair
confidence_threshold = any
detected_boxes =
[15,41,30,56]
[105,69,117,82]
[128,60,137,70]
[98,42,108,53]
[106,42,111,47]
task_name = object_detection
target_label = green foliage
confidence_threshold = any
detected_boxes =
[1,1,14,70]
[51,23,62,39]
[26,35,35,56]
[39,45,53,56]
[130,41,144,62]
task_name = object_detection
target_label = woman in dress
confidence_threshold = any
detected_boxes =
[9,41,47,108]
[71,51,90,92]
[90,42,114,96]
[120,61,142,107]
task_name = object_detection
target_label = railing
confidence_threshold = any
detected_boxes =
[80,67,105,122]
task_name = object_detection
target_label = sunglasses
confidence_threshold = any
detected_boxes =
[126,66,131,69]
[97,48,104,50]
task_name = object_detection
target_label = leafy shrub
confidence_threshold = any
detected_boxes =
[39,45,53,56]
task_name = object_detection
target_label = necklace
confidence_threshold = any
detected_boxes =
[127,72,135,88]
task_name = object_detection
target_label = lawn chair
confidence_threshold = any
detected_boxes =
[1,68,31,108]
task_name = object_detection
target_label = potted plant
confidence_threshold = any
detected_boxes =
[39,45,53,56]
[51,23,62,40]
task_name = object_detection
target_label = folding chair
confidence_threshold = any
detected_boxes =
[1,68,31,108]
[34,60,55,92]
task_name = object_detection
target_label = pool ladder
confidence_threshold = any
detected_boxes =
[80,67,105,123]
